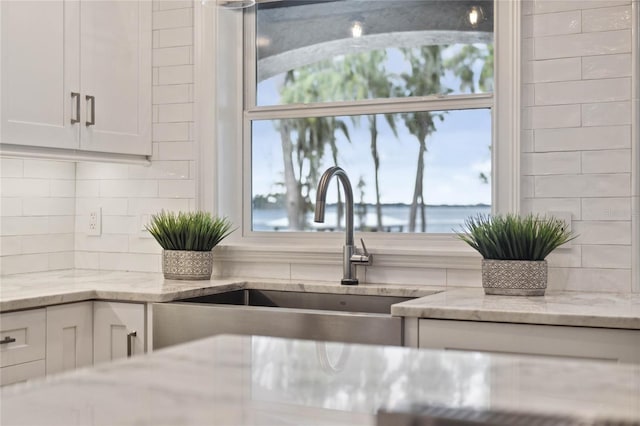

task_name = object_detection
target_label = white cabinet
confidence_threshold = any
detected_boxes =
[0,0,151,156]
[46,302,93,375]
[94,301,146,364]
[418,319,640,363]
[0,309,46,385]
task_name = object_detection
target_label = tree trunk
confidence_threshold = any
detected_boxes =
[369,115,383,231]
[409,140,426,232]
[280,120,304,230]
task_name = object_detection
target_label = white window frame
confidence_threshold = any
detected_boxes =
[195,0,520,270]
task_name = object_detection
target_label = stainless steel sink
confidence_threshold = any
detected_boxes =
[153,289,414,349]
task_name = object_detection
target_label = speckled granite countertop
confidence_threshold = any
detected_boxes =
[392,288,640,329]
[0,269,438,312]
[2,334,639,425]
[2,269,639,329]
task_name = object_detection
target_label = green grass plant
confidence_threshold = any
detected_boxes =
[457,213,576,261]
[146,211,234,251]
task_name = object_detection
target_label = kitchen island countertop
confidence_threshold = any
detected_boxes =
[2,334,639,426]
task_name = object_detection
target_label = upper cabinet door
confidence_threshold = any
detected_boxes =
[1,0,80,149]
[79,0,151,156]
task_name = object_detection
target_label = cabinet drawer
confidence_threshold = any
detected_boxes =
[0,309,46,368]
[0,360,46,386]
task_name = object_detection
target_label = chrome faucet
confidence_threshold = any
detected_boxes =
[314,167,372,285]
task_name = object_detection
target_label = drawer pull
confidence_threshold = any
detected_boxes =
[71,92,80,124]
[0,336,16,345]
[86,95,95,126]
[127,331,137,357]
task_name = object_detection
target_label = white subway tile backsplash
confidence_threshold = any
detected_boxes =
[157,103,193,122]
[156,141,194,160]
[76,162,129,180]
[23,160,74,179]
[534,30,631,60]
[521,176,535,199]
[582,54,632,79]
[48,216,75,234]
[522,152,581,176]
[153,122,190,142]
[534,78,631,105]
[1,158,23,177]
[582,5,632,32]
[49,180,75,197]
[521,130,534,153]
[153,85,192,104]
[534,1,629,15]
[213,260,290,280]
[532,10,580,36]
[528,104,581,129]
[446,269,481,288]
[546,245,582,268]
[22,234,74,254]
[1,178,50,197]
[0,217,49,236]
[99,180,159,198]
[534,126,630,152]
[99,252,161,273]
[75,251,100,269]
[22,197,75,216]
[0,254,50,275]
[153,27,192,48]
[365,266,446,287]
[581,149,631,174]
[291,263,342,282]
[156,0,193,11]
[48,252,74,270]
[76,197,128,216]
[520,197,581,218]
[0,236,22,256]
[158,65,193,85]
[153,46,191,67]
[75,234,130,253]
[128,236,163,254]
[581,198,631,221]
[527,58,581,83]
[128,161,189,180]
[1,198,22,216]
[582,102,631,126]
[158,179,196,198]
[582,244,632,268]
[127,197,191,215]
[572,220,631,245]
[534,174,630,198]
[101,216,137,235]
[548,267,631,292]
[152,8,193,30]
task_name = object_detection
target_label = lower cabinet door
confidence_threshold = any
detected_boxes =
[418,319,640,363]
[46,302,93,375]
[93,302,145,364]
[0,360,46,386]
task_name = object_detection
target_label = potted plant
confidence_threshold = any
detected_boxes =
[457,214,576,296]
[146,211,234,280]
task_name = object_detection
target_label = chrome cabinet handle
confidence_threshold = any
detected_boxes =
[85,95,95,126]
[0,336,16,345]
[71,92,80,124]
[127,331,137,357]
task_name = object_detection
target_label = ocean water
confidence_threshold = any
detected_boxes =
[253,205,491,233]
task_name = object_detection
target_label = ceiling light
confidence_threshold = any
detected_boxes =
[351,20,364,38]
[468,5,484,28]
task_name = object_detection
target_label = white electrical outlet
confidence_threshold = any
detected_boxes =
[88,208,102,236]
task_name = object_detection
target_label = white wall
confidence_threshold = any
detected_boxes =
[521,0,636,292]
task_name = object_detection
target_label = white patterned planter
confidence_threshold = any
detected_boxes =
[162,250,213,280]
[482,259,547,296]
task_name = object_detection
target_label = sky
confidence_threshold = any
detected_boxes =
[251,46,492,206]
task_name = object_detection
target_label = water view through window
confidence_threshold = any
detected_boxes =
[250,0,494,233]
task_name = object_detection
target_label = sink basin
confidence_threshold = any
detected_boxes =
[177,289,413,314]
[153,289,414,349]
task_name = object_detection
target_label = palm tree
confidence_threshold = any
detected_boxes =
[340,51,398,231]
[278,65,350,230]
[398,46,447,232]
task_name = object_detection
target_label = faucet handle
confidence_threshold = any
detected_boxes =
[351,238,372,265]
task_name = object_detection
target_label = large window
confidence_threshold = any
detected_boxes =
[246,0,494,234]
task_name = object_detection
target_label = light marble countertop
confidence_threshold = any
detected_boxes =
[2,269,639,329]
[2,334,639,425]
[0,269,437,312]
[392,288,640,329]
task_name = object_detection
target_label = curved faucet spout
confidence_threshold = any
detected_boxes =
[314,167,370,285]
[314,166,354,247]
